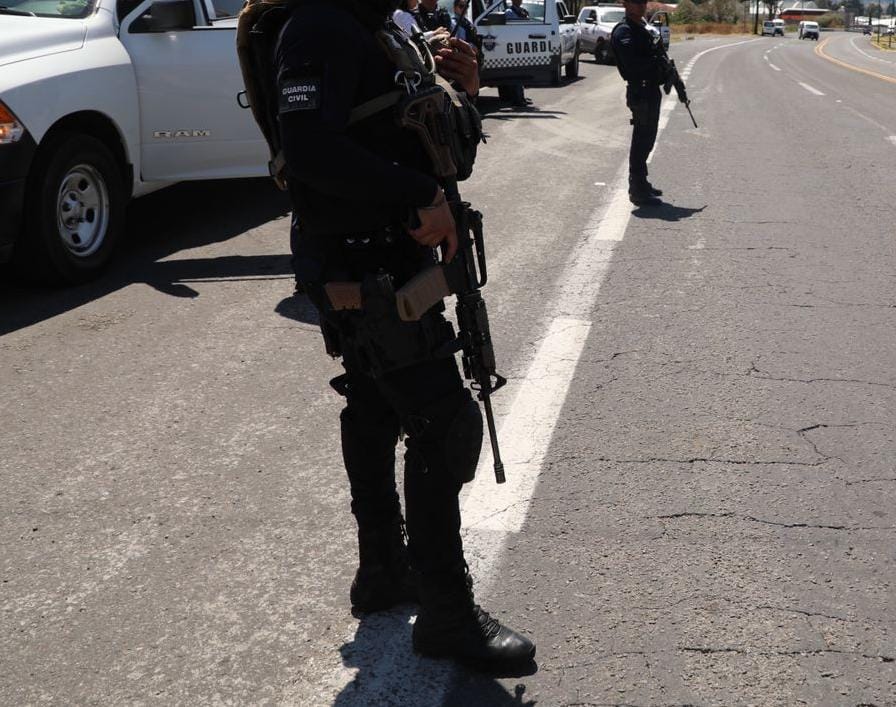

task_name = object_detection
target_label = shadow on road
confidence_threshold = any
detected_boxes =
[477,96,567,121]
[632,203,707,221]
[0,178,292,336]
[332,607,538,706]
[274,291,319,327]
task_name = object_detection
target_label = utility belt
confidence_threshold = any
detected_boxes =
[302,226,451,379]
[626,80,661,126]
[312,268,455,380]
[627,79,660,89]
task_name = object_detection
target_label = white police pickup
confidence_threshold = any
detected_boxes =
[0,0,267,283]
[464,0,580,88]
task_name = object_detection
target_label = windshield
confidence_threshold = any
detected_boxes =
[0,0,95,17]
[599,8,625,23]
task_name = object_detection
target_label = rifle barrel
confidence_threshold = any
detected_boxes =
[482,393,505,484]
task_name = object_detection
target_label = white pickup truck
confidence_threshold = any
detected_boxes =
[0,0,267,283]
[464,0,580,87]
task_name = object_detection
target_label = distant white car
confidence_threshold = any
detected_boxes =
[575,4,625,63]
[798,20,819,40]
[762,19,784,36]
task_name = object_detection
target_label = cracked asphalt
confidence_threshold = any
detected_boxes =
[1,33,894,706]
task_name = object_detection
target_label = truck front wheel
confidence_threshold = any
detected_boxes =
[18,131,125,285]
[566,46,580,79]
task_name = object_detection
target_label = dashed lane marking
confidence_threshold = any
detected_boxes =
[798,81,825,95]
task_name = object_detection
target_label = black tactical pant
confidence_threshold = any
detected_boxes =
[336,352,473,577]
[309,238,482,579]
[626,83,662,184]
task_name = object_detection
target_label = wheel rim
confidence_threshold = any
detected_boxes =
[55,164,110,258]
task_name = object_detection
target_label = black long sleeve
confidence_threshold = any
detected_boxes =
[276,5,438,212]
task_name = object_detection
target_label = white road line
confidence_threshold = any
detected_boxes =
[844,104,890,132]
[798,81,825,95]
[769,62,782,71]
[850,35,891,64]
[888,136,896,146]
[462,317,593,533]
[462,36,760,557]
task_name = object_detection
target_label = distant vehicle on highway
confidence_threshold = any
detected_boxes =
[762,19,784,36]
[798,20,819,40]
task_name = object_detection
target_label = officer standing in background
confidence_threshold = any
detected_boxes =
[275,0,535,670]
[611,0,664,206]
[415,0,452,31]
[500,0,531,107]
[451,0,476,45]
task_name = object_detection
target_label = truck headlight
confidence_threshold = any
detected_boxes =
[0,101,25,145]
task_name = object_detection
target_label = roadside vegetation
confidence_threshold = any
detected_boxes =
[646,0,846,34]
[871,34,896,49]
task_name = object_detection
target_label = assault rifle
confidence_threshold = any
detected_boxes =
[400,201,507,484]
[657,44,698,128]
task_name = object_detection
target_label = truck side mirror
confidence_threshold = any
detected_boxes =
[477,11,507,25]
[562,14,576,23]
[585,17,596,23]
[148,0,195,30]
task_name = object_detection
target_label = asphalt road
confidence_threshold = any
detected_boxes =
[1,32,894,706]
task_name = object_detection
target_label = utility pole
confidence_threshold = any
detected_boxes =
[754,0,760,33]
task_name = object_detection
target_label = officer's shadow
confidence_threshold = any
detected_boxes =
[274,289,319,326]
[332,606,538,706]
[631,202,707,222]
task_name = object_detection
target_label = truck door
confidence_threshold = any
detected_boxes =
[649,10,671,49]
[556,0,577,64]
[118,0,267,183]
[473,0,556,87]
[577,7,597,53]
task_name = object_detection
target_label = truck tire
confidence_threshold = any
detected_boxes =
[595,40,610,64]
[566,46,580,79]
[551,59,563,86]
[17,131,126,285]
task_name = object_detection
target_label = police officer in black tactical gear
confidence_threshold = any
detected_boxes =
[275,0,535,670]
[611,0,665,206]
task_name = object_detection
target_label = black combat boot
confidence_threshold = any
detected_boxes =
[645,181,663,197]
[628,177,662,206]
[350,517,419,613]
[412,568,536,670]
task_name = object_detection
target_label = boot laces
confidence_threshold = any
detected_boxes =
[474,605,501,639]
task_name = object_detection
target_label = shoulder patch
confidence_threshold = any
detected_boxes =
[278,78,321,113]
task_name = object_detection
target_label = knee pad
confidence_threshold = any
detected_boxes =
[405,389,483,485]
